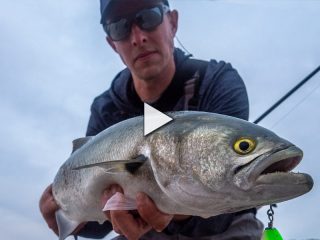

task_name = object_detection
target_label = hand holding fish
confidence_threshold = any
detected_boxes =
[39,184,86,236]
[101,184,177,240]
[39,184,60,235]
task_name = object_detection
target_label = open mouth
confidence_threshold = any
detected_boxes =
[234,145,313,198]
[253,146,314,194]
[234,146,303,180]
[260,155,301,175]
[251,146,304,184]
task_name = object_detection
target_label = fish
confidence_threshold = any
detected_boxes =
[52,111,313,240]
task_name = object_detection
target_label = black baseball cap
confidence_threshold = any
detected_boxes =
[100,0,169,24]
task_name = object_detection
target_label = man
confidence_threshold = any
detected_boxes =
[40,0,264,239]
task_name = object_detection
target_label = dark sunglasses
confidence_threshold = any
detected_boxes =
[104,4,170,41]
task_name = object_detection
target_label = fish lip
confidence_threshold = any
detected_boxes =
[248,145,303,182]
[234,145,303,183]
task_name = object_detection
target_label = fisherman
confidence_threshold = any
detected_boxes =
[40,0,264,239]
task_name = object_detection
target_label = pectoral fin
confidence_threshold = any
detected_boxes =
[55,209,81,240]
[72,154,148,174]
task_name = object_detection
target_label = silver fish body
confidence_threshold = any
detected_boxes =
[52,111,313,239]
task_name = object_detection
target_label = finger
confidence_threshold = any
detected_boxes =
[41,195,59,218]
[39,184,60,235]
[111,221,123,236]
[111,210,151,240]
[101,184,124,220]
[47,218,59,235]
[136,192,173,232]
[42,184,55,201]
[40,185,59,213]
[100,184,151,238]
[104,210,111,220]
[43,201,59,234]
[39,185,52,209]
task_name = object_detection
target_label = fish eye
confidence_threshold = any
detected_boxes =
[233,138,256,155]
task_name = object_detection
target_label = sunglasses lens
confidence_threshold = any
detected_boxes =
[106,6,165,41]
[136,7,162,31]
[106,18,131,41]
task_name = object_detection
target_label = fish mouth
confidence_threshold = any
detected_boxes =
[235,145,313,193]
[253,145,303,180]
[234,146,302,177]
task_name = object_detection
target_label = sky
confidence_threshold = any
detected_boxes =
[0,0,319,239]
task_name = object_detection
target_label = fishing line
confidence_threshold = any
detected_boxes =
[270,79,320,130]
[255,65,319,239]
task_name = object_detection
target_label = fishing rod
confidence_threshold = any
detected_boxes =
[252,65,320,239]
[254,65,320,124]
[174,0,320,124]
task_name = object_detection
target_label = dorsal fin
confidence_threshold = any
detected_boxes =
[71,137,92,153]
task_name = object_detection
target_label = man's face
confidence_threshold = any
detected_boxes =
[105,0,178,81]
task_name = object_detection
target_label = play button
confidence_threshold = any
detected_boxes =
[144,103,173,136]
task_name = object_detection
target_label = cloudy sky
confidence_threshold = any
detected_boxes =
[0,0,319,239]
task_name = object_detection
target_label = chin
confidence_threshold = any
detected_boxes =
[135,66,163,81]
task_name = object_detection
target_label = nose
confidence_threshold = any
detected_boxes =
[130,24,147,46]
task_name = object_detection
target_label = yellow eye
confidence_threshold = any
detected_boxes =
[233,138,256,155]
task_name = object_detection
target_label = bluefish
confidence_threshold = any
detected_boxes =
[52,111,313,240]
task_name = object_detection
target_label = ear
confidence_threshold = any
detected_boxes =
[106,36,118,53]
[168,10,178,37]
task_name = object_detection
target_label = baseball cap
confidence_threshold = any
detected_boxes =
[100,0,169,24]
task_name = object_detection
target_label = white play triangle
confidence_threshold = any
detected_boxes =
[144,103,173,136]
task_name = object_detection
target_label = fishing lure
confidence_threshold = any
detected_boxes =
[262,204,284,240]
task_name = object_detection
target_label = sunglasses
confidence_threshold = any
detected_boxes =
[104,4,170,41]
